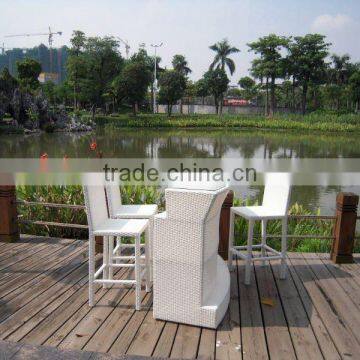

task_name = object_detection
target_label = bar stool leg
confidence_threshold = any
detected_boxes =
[108,236,114,283]
[89,235,95,306]
[228,210,235,271]
[245,220,254,285]
[103,236,109,288]
[280,217,287,279]
[145,227,151,293]
[261,219,267,266]
[116,236,121,264]
[135,234,141,310]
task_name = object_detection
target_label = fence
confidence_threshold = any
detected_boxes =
[157,104,292,115]
[0,186,359,264]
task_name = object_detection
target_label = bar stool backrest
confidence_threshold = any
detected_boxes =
[105,185,122,217]
[83,185,109,232]
[262,173,291,216]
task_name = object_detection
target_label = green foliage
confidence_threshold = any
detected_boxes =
[172,54,191,76]
[94,113,360,132]
[349,71,360,107]
[16,184,352,253]
[158,70,187,116]
[238,76,258,101]
[112,58,152,115]
[67,31,124,109]
[248,34,290,116]
[203,68,229,114]
[16,58,42,90]
[209,39,240,75]
[288,34,330,114]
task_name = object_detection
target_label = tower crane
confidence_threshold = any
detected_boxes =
[116,37,130,59]
[5,27,62,73]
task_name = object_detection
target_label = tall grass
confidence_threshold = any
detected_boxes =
[15,185,357,253]
[92,113,360,133]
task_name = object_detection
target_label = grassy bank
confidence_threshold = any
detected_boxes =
[16,185,358,253]
[94,113,360,132]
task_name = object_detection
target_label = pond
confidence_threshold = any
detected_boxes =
[1,127,359,215]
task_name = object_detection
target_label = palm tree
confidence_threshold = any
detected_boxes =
[209,39,240,75]
[331,54,351,109]
[172,54,191,76]
[172,55,191,114]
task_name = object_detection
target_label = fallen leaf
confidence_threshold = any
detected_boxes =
[261,297,276,307]
[75,333,89,338]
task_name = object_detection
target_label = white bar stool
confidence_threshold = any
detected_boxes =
[83,185,151,310]
[105,185,158,281]
[228,173,291,285]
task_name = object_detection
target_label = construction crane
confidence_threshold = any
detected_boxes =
[5,27,62,72]
[116,37,130,59]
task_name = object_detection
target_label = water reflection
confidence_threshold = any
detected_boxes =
[0,127,359,213]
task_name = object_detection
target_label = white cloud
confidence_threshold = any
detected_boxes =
[311,14,353,32]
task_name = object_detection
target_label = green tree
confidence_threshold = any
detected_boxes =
[248,34,290,117]
[203,68,229,115]
[349,71,360,112]
[194,78,209,105]
[67,30,86,109]
[158,70,186,116]
[113,59,152,115]
[209,39,240,75]
[288,34,330,114]
[238,76,258,101]
[16,58,42,90]
[172,54,191,113]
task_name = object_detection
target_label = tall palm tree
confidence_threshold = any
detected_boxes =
[209,39,240,75]
[331,54,351,85]
[172,55,191,114]
[172,54,192,76]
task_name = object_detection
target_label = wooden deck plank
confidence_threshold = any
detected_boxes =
[107,294,152,356]
[288,253,360,358]
[302,253,360,345]
[169,324,201,359]
[254,261,297,360]
[215,259,241,360]
[197,329,215,360]
[152,322,178,358]
[126,310,166,357]
[84,288,140,353]
[0,241,84,300]
[237,260,268,360]
[1,240,360,360]
[0,260,88,340]
[58,286,132,351]
[286,255,341,360]
[270,259,323,360]
[20,265,129,347]
[0,246,87,324]
[317,253,360,309]
[0,239,78,286]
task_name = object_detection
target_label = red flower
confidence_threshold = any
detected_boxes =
[40,153,48,159]
[90,141,97,151]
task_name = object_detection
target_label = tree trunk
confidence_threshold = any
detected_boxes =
[179,98,183,114]
[219,95,223,116]
[265,77,269,116]
[133,103,137,116]
[301,82,308,115]
[355,100,359,113]
[292,77,296,111]
[168,104,172,117]
[269,76,275,117]
[215,96,219,114]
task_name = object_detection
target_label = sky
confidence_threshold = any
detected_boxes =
[1,0,360,84]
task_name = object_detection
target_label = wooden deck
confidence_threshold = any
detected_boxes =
[1,235,360,359]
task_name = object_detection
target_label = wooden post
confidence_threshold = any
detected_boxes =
[0,186,20,243]
[331,192,359,264]
[218,190,234,261]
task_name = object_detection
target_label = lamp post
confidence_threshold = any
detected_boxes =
[151,42,163,114]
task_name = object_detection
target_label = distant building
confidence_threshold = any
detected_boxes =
[38,72,59,84]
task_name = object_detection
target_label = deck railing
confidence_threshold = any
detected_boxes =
[0,186,359,264]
